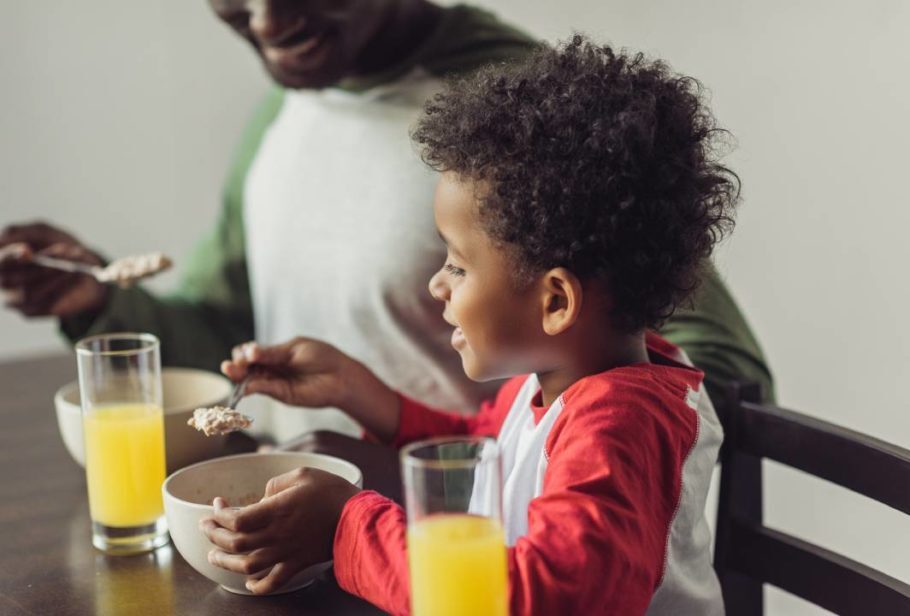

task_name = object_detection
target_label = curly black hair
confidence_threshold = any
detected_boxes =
[413,34,739,332]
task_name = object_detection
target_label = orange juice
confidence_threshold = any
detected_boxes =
[83,404,166,527]
[408,514,508,616]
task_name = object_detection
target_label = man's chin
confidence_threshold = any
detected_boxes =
[264,63,342,90]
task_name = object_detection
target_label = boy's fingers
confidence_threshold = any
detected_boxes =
[262,471,298,498]
[231,344,250,365]
[211,497,273,533]
[227,339,303,379]
[220,360,249,382]
[246,561,295,595]
[242,376,289,400]
[242,342,262,362]
[246,340,303,366]
[199,519,270,554]
[231,340,264,363]
[207,547,278,577]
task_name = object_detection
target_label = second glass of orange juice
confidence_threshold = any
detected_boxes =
[401,437,506,616]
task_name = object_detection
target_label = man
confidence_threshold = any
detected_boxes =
[0,0,773,441]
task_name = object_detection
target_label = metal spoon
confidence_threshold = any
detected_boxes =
[30,253,172,286]
[0,243,170,286]
[224,372,253,410]
[29,254,107,278]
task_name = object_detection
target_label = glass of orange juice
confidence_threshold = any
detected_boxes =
[401,436,506,616]
[76,333,169,554]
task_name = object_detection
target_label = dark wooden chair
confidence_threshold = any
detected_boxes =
[713,382,910,615]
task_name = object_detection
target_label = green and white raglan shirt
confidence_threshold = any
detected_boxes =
[62,5,774,439]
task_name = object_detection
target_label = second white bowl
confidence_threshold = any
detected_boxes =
[54,367,234,472]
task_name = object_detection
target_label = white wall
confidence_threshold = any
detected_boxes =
[0,0,269,356]
[2,2,908,613]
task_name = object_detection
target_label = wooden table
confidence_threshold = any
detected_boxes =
[0,354,402,615]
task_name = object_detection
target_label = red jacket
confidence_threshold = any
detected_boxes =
[333,333,724,615]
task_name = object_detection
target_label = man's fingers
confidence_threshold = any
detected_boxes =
[21,275,81,315]
[0,266,58,289]
[2,288,24,307]
[1,240,98,290]
[246,561,297,595]
[5,275,78,317]
[0,222,65,249]
[39,242,100,265]
[0,242,31,264]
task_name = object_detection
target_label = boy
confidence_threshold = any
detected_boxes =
[202,35,734,614]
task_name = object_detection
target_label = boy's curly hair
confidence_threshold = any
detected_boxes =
[413,34,739,332]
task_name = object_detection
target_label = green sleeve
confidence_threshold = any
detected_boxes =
[659,264,776,404]
[60,88,286,371]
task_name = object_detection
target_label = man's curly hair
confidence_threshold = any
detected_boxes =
[413,34,739,332]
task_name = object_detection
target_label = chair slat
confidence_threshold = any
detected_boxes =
[735,402,910,514]
[728,521,910,616]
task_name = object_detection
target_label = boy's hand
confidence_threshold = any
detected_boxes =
[222,338,401,442]
[222,338,354,410]
[0,222,108,318]
[200,466,361,594]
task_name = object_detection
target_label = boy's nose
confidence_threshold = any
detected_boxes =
[428,269,449,302]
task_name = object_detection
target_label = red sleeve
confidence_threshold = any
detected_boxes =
[507,389,696,615]
[333,491,410,616]
[335,377,527,614]
[386,376,527,448]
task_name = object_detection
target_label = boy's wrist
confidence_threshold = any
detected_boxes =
[338,360,400,442]
[335,358,370,413]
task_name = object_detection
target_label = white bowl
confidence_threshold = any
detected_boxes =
[54,367,234,473]
[162,452,362,595]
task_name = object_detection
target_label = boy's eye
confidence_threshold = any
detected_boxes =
[443,263,466,277]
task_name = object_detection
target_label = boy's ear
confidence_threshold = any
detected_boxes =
[539,267,583,336]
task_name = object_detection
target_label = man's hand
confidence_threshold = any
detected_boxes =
[200,466,361,594]
[0,222,108,318]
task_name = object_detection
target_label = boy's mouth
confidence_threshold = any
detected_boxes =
[451,327,465,350]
